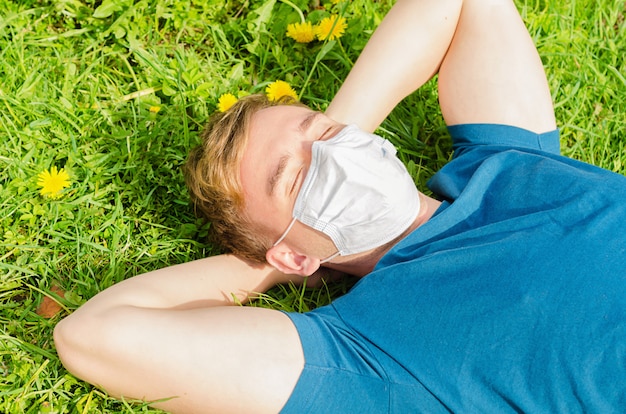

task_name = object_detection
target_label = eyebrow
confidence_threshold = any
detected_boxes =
[299,111,320,132]
[268,155,289,196]
[267,112,320,196]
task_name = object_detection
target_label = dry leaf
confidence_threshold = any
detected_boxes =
[36,286,65,318]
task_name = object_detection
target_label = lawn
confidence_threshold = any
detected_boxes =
[1,0,624,412]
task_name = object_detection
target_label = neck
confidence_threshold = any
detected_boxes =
[324,193,442,277]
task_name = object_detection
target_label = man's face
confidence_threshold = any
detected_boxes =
[239,105,345,258]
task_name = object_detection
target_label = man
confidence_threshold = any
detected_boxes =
[54,0,626,412]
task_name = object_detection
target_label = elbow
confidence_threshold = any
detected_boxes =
[54,312,91,380]
[53,305,141,399]
[54,309,116,387]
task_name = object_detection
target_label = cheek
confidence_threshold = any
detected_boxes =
[244,195,293,244]
[291,222,337,257]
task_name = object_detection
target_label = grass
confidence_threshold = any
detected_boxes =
[0,0,624,412]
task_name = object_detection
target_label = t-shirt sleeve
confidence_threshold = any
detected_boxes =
[427,124,561,201]
[448,123,560,156]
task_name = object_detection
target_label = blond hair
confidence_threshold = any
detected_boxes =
[184,94,294,263]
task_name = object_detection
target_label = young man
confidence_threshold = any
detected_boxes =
[54,0,626,412]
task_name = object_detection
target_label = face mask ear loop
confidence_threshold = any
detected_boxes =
[273,217,297,247]
[320,250,341,264]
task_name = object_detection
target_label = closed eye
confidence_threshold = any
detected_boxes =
[320,124,344,141]
[290,167,303,195]
[318,126,331,141]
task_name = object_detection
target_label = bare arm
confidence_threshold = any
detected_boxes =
[326,0,462,132]
[437,0,556,132]
[54,254,304,413]
[64,254,286,313]
[327,0,556,134]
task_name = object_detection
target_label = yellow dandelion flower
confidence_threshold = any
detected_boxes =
[315,14,347,41]
[265,81,298,102]
[37,166,71,199]
[149,106,161,113]
[217,93,238,112]
[286,21,316,43]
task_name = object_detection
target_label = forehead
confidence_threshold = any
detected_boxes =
[244,104,316,163]
[239,105,314,216]
[245,104,303,156]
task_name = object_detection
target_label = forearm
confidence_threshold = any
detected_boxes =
[70,254,285,317]
[325,0,462,132]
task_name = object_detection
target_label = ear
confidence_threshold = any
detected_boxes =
[266,243,320,277]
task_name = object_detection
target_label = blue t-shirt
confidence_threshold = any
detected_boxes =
[282,124,626,413]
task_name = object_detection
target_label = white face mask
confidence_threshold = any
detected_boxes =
[273,124,420,262]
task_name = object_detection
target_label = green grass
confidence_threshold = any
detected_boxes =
[0,0,624,412]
